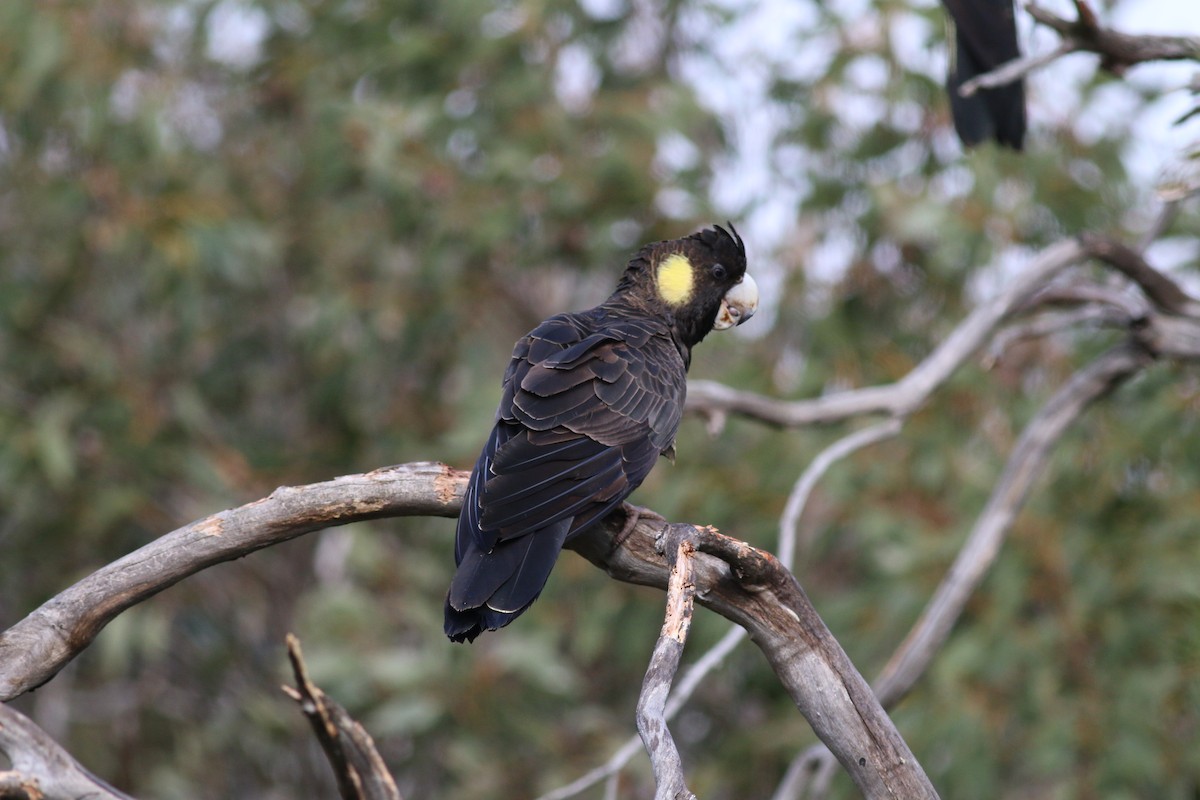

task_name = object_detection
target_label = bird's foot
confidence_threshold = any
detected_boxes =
[611,502,668,553]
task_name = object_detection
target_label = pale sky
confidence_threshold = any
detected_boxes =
[198,0,1200,309]
[672,0,1200,322]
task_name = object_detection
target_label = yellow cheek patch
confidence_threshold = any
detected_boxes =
[656,253,694,306]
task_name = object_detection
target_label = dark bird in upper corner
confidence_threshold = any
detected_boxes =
[942,0,1027,149]
[445,224,760,643]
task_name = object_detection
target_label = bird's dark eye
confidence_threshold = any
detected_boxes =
[711,264,727,280]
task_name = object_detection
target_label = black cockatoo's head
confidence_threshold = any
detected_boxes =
[618,223,759,349]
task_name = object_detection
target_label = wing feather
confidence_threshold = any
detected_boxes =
[483,447,627,531]
[484,437,616,515]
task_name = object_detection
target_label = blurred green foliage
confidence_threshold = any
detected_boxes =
[1,0,1198,798]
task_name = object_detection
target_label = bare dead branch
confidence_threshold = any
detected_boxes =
[0,702,136,800]
[1018,281,1148,321]
[0,462,467,701]
[1026,2,1200,73]
[685,239,1087,427]
[283,634,403,800]
[1081,233,1200,317]
[636,531,699,800]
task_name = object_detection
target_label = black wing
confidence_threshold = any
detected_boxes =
[445,311,684,642]
[943,0,1026,149]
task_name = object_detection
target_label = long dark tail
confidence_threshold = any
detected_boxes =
[444,516,571,643]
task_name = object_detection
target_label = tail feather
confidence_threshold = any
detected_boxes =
[445,518,571,642]
[488,520,571,613]
[444,602,537,644]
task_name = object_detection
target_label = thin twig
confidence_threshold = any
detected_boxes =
[779,420,904,570]
[1081,233,1200,317]
[535,743,640,800]
[771,742,839,800]
[1016,281,1146,318]
[985,306,1130,364]
[959,41,1077,96]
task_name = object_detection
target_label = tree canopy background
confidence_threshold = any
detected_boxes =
[1,0,1197,797]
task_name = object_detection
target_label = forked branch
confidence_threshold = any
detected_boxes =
[571,514,939,799]
[283,634,404,800]
[0,462,468,701]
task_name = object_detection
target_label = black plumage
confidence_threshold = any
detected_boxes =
[942,0,1026,149]
[445,225,758,643]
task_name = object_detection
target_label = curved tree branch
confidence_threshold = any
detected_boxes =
[778,420,904,570]
[0,462,468,701]
[0,463,937,797]
[685,239,1087,427]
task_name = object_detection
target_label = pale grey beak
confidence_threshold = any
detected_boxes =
[712,273,759,330]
